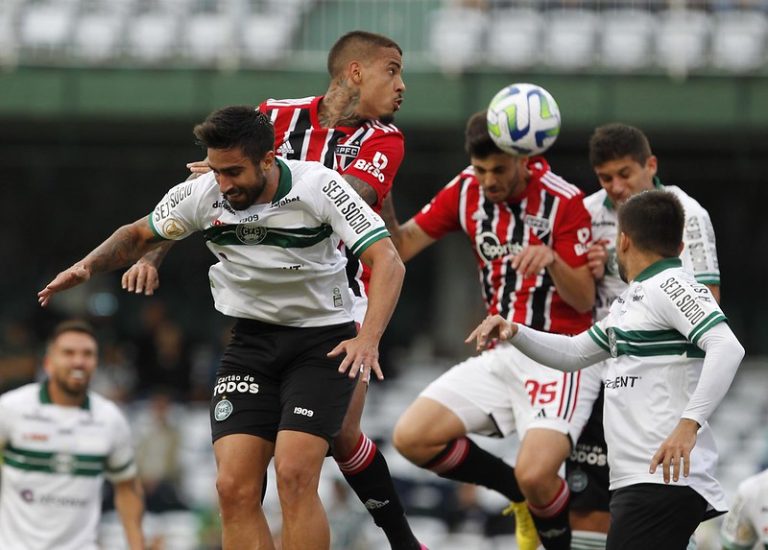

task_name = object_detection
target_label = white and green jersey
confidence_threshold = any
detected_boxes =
[0,382,137,550]
[585,182,720,320]
[587,258,728,510]
[720,469,768,550]
[149,158,390,327]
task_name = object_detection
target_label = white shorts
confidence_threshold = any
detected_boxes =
[420,343,602,444]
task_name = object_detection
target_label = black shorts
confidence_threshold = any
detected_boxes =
[607,483,711,550]
[209,318,357,444]
[566,384,610,512]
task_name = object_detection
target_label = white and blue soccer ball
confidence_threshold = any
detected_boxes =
[486,83,561,156]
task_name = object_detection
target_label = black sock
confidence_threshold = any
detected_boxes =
[424,437,524,502]
[529,479,571,550]
[338,435,420,550]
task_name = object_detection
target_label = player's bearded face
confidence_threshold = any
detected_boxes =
[472,154,527,203]
[46,332,97,399]
[209,148,268,210]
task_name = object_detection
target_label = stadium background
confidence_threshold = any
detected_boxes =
[2,0,768,548]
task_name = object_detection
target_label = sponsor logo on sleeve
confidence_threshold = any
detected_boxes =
[154,183,194,222]
[321,179,376,234]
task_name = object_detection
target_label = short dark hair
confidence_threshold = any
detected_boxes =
[48,320,97,346]
[193,106,274,165]
[465,111,505,159]
[589,123,652,167]
[327,31,402,77]
[618,190,684,258]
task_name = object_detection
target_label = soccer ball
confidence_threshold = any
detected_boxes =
[486,83,561,156]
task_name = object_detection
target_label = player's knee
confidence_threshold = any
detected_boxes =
[275,460,320,504]
[515,460,557,497]
[216,472,262,510]
[392,418,422,461]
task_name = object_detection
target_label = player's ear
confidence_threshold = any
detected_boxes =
[261,150,276,171]
[645,155,658,178]
[618,231,630,253]
[348,60,363,85]
[677,241,684,256]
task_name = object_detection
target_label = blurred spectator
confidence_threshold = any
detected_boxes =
[0,320,39,393]
[326,478,371,550]
[133,301,192,399]
[90,340,137,403]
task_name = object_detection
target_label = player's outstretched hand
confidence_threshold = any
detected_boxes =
[587,240,609,280]
[512,245,555,277]
[649,418,700,484]
[465,314,518,352]
[38,264,91,307]
[121,260,159,295]
[186,160,211,175]
[328,335,383,381]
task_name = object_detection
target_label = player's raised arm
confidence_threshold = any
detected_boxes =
[38,216,160,306]
[330,237,405,380]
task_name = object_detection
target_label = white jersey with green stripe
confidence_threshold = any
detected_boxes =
[149,158,390,327]
[585,183,720,321]
[586,258,727,509]
[0,382,137,550]
[720,468,768,550]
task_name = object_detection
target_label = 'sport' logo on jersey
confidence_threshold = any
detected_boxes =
[236,224,268,244]
[475,231,523,263]
[214,399,234,421]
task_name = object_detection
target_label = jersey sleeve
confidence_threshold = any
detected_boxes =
[340,130,404,207]
[412,174,464,239]
[317,175,390,257]
[651,274,727,346]
[720,483,758,550]
[148,180,202,241]
[105,405,138,483]
[681,207,720,286]
[552,195,591,268]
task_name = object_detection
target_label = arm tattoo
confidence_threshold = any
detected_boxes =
[139,239,175,267]
[344,175,378,206]
[86,224,155,273]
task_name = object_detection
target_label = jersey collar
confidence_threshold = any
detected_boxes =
[272,158,293,204]
[634,257,682,283]
[39,379,91,410]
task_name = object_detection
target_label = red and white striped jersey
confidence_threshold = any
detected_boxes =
[259,96,404,213]
[414,157,592,335]
[259,96,404,298]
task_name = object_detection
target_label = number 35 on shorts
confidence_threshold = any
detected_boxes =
[525,379,558,406]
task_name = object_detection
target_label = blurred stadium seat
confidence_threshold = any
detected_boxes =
[486,8,543,69]
[543,8,598,71]
[18,0,77,56]
[656,8,713,75]
[125,9,180,63]
[428,6,488,73]
[599,9,657,71]
[711,9,768,72]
